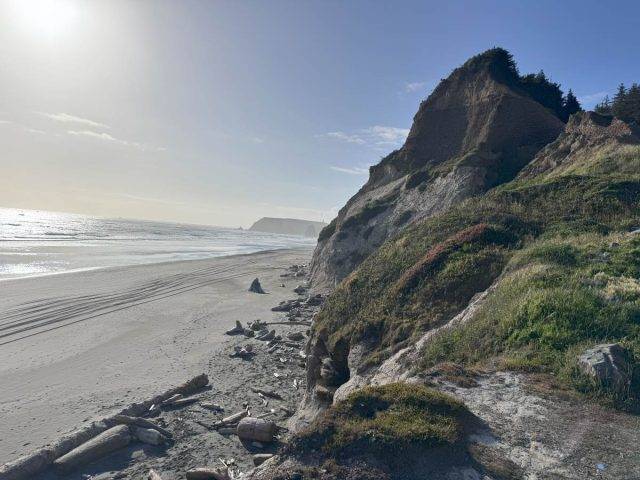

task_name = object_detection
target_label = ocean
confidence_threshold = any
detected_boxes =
[0,208,316,280]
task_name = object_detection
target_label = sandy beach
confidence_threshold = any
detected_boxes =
[0,247,313,468]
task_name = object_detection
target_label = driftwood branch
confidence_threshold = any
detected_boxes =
[0,373,208,480]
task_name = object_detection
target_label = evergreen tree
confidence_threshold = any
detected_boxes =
[520,70,565,119]
[626,83,640,124]
[612,83,631,121]
[561,89,582,121]
[594,95,612,115]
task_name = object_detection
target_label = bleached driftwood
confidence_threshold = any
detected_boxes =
[164,397,198,409]
[132,426,165,446]
[250,387,283,400]
[111,415,173,440]
[148,468,163,480]
[214,410,248,428]
[236,418,277,443]
[0,373,208,480]
[186,467,230,480]
[161,394,184,406]
[53,425,132,473]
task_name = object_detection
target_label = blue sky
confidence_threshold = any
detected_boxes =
[1,0,638,227]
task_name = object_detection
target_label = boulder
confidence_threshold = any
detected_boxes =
[249,278,266,294]
[293,284,307,294]
[578,343,632,391]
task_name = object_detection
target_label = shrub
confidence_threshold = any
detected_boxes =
[291,383,468,459]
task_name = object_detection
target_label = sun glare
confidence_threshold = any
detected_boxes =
[10,0,79,39]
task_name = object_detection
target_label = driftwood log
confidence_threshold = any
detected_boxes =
[0,373,208,480]
[111,415,173,439]
[186,467,230,480]
[214,410,248,428]
[236,418,277,443]
[53,425,131,473]
[132,427,165,446]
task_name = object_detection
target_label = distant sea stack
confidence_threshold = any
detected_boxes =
[249,217,327,238]
[310,48,564,291]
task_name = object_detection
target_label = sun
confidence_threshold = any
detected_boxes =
[9,0,79,39]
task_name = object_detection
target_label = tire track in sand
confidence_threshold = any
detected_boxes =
[0,259,264,346]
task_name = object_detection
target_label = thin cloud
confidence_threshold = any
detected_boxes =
[318,125,409,149]
[37,112,110,129]
[67,130,166,152]
[405,81,427,93]
[330,165,370,175]
[318,131,366,145]
[577,91,610,109]
[365,126,409,145]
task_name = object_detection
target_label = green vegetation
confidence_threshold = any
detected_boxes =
[595,83,640,124]
[290,383,468,458]
[313,142,640,406]
[449,48,581,121]
[341,195,398,230]
[421,233,640,409]
[318,218,337,242]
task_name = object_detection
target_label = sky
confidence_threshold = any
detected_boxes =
[1,0,639,228]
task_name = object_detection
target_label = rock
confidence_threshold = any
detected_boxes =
[249,278,265,294]
[293,284,307,294]
[148,469,163,480]
[314,384,336,401]
[256,329,276,341]
[252,453,274,466]
[286,331,305,342]
[320,357,340,385]
[225,321,244,335]
[306,294,324,306]
[249,319,266,331]
[243,328,255,337]
[230,345,255,359]
[271,299,300,312]
[578,343,632,391]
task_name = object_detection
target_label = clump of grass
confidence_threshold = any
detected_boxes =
[290,383,468,459]
[420,234,640,409]
[318,218,337,242]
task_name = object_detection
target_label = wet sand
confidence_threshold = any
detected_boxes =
[0,248,313,466]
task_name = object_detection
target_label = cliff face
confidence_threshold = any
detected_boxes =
[249,217,327,238]
[270,109,640,479]
[310,49,564,291]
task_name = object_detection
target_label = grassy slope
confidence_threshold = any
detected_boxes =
[291,383,468,458]
[313,144,640,407]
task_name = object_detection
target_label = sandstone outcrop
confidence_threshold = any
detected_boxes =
[310,49,564,291]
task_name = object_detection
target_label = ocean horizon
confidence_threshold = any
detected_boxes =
[0,207,316,280]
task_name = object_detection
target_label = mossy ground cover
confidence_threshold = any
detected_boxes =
[290,383,468,459]
[421,233,640,409]
[313,147,640,405]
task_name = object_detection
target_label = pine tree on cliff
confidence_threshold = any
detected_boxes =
[562,89,582,121]
[612,83,631,121]
[626,83,640,124]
